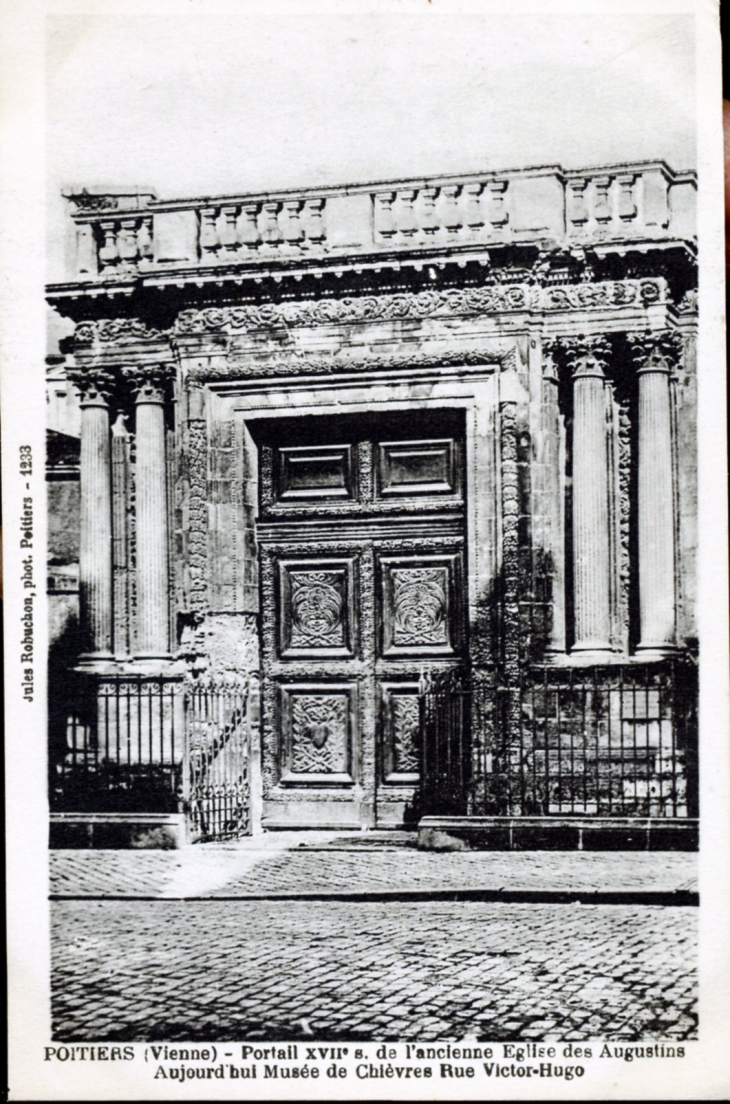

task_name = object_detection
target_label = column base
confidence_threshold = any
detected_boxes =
[635,643,680,660]
[570,643,613,664]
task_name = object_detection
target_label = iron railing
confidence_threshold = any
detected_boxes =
[49,673,252,840]
[49,675,183,813]
[420,660,698,819]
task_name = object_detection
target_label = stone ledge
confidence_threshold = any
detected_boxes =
[417,816,699,852]
[49,812,186,850]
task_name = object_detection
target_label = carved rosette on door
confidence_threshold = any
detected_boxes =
[255,411,467,829]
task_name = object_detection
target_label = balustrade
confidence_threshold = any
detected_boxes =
[96,214,154,270]
[372,179,510,245]
[196,197,327,257]
[68,162,693,276]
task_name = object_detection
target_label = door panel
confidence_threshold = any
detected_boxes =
[256,411,467,829]
[280,682,357,785]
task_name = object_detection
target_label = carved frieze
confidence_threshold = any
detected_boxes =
[74,318,165,346]
[187,346,513,384]
[175,278,665,336]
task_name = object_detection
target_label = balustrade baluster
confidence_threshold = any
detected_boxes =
[259,201,282,245]
[396,189,418,237]
[592,176,612,224]
[487,180,508,227]
[219,206,239,251]
[463,182,484,230]
[374,192,396,238]
[282,200,304,245]
[441,185,462,235]
[567,178,589,226]
[420,187,440,235]
[117,219,140,263]
[199,207,220,254]
[303,198,325,243]
[617,174,637,222]
[136,216,153,260]
[238,203,260,249]
[98,220,119,267]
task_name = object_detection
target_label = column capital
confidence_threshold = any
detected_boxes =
[123,363,174,404]
[559,334,612,379]
[627,330,683,375]
[68,367,115,407]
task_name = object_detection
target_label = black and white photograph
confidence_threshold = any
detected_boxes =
[3,0,729,1098]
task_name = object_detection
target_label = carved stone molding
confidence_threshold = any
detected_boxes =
[186,344,515,385]
[74,318,165,346]
[175,278,666,336]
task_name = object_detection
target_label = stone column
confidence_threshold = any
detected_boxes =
[128,366,171,657]
[564,337,613,656]
[630,332,681,654]
[541,346,566,654]
[76,371,114,656]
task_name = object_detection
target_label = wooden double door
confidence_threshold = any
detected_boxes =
[256,410,467,828]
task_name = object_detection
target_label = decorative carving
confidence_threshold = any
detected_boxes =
[627,329,683,373]
[391,695,420,773]
[187,421,208,613]
[74,318,165,346]
[67,190,120,212]
[289,694,349,774]
[123,363,174,403]
[189,345,513,384]
[392,568,448,646]
[173,279,663,339]
[677,289,698,314]
[175,286,533,333]
[290,571,345,647]
[560,334,612,378]
[543,280,662,311]
[67,367,116,405]
[500,402,521,677]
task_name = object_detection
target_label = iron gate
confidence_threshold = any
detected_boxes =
[184,676,251,842]
[49,673,253,841]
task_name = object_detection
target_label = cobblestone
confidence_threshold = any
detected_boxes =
[49,843,698,898]
[51,899,697,1043]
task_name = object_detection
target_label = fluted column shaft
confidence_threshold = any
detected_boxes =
[132,371,170,657]
[633,336,679,652]
[79,381,113,655]
[569,343,612,654]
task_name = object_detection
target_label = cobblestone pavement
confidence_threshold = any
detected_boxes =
[51,898,697,1042]
[49,841,698,899]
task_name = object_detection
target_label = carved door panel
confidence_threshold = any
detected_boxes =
[256,412,466,829]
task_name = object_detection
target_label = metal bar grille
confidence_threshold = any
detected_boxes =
[420,660,698,819]
[49,673,253,840]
